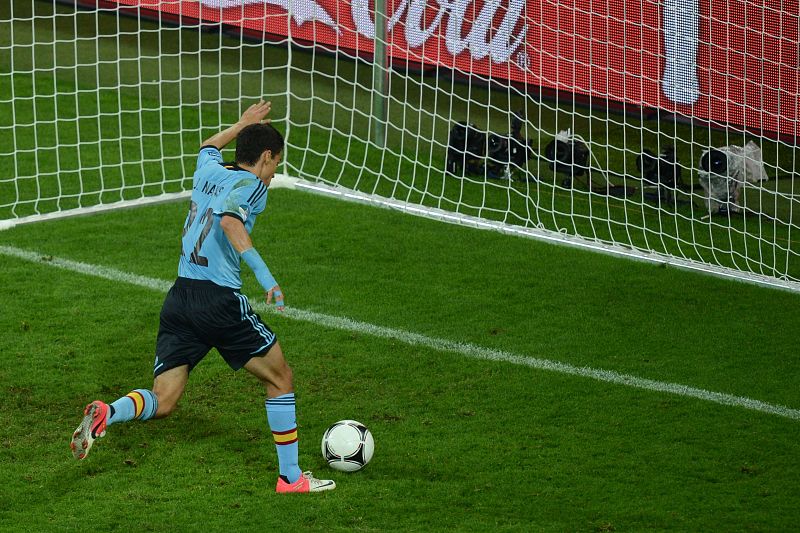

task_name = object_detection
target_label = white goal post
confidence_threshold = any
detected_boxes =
[1,0,798,291]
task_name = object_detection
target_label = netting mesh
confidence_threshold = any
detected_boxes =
[1,0,798,288]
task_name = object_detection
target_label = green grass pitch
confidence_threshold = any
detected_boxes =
[1,190,799,531]
[1,2,800,530]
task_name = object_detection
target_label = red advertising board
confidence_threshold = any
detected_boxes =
[96,0,798,138]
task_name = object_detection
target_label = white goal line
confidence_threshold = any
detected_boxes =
[1,243,798,422]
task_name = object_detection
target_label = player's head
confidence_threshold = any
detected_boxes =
[235,123,284,184]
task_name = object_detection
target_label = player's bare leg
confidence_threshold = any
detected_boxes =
[152,365,189,418]
[245,341,294,395]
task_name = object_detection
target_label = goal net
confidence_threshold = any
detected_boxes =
[1,0,798,290]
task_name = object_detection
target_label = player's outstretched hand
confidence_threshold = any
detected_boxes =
[267,285,285,312]
[239,100,272,127]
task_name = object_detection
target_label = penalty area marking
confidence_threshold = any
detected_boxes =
[2,243,799,422]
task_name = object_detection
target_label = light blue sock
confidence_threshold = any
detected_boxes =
[107,389,158,426]
[266,393,301,483]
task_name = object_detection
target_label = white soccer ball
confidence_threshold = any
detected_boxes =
[321,420,374,472]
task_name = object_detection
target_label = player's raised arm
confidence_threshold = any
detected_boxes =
[201,100,272,150]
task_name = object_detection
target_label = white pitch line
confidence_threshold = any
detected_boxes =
[2,244,799,421]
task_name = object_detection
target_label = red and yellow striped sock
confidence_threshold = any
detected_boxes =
[266,393,301,483]
[107,389,158,425]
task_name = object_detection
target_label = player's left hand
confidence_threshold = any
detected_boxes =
[267,285,285,311]
[239,100,272,127]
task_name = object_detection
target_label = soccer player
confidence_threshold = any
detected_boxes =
[71,100,335,494]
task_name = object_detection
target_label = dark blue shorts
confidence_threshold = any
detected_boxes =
[154,277,278,377]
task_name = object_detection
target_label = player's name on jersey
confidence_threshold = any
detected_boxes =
[195,181,225,197]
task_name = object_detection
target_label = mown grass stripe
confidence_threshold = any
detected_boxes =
[2,243,798,421]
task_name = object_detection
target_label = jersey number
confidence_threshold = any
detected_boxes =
[181,200,213,267]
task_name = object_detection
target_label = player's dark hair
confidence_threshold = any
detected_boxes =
[235,123,284,166]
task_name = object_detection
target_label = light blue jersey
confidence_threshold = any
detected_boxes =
[178,146,268,288]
